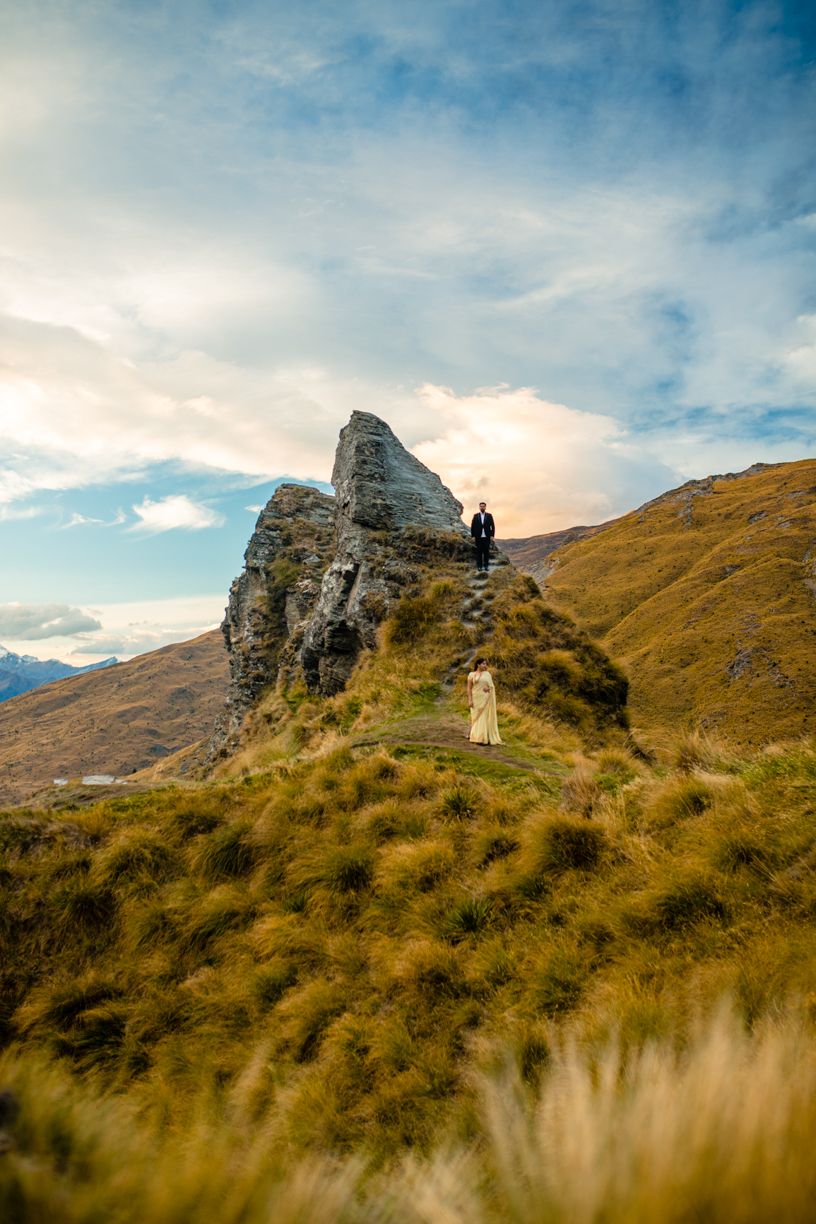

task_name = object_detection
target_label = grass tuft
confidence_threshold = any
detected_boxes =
[533,815,607,874]
[440,783,479,820]
[440,895,495,943]
[93,830,179,892]
[193,822,257,881]
[647,775,715,825]
[638,875,728,933]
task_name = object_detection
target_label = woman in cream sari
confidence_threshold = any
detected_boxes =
[467,658,502,745]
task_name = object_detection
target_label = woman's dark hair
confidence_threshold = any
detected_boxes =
[474,657,487,667]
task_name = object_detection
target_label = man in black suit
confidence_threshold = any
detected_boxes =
[470,501,495,572]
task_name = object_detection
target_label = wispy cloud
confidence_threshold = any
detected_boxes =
[130,495,225,534]
[0,502,44,523]
[62,510,126,529]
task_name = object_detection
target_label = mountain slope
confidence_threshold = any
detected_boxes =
[2,492,816,1217]
[0,630,228,805]
[1,564,815,1180]
[0,646,117,702]
[504,459,816,746]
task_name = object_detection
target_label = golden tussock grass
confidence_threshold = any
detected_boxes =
[3,734,816,1173]
[3,1006,816,1221]
[531,458,816,748]
[2,555,816,1216]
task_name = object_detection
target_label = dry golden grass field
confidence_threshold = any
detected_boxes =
[2,555,816,1220]
[505,458,816,748]
[0,630,228,807]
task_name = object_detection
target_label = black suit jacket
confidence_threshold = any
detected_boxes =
[470,512,495,540]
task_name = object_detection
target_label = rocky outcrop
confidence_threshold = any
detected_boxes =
[212,484,335,751]
[209,413,477,754]
[301,412,471,693]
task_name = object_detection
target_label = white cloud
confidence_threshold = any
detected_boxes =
[62,510,126,529]
[0,468,36,508]
[411,385,681,536]
[0,602,102,640]
[130,495,225,534]
[1,595,225,665]
[785,314,816,386]
[0,502,44,523]
[0,314,390,495]
[0,0,812,540]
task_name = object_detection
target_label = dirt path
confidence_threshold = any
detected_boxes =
[356,711,548,772]
[353,566,561,774]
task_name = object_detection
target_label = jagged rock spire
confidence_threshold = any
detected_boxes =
[210,412,473,755]
[332,411,467,535]
[301,412,469,694]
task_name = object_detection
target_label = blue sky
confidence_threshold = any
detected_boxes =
[0,0,814,661]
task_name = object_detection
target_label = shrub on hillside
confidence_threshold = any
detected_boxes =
[560,763,604,816]
[16,973,122,1035]
[275,979,348,1063]
[440,783,479,820]
[595,747,641,788]
[288,840,376,905]
[15,974,130,1070]
[474,826,519,868]
[389,938,464,999]
[322,844,375,895]
[536,945,586,1016]
[354,798,428,843]
[672,729,734,774]
[168,800,226,839]
[714,833,770,873]
[248,914,327,971]
[251,959,299,1008]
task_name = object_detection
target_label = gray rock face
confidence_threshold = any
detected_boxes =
[332,411,468,534]
[301,413,470,693]
[210,412,474,754]
[210,484,335,753]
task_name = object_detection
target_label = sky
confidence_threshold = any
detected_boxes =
[1,0,814,663]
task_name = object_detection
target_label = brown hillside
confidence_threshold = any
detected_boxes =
[501,522,611,583]
[505,459,816,746]
[0,630,228,806]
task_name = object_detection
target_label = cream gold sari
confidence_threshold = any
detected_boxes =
[468,669,502,745]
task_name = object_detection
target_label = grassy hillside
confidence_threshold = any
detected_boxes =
[2,556,816,1218]
[0,630,229,806]
[506,459,816,747]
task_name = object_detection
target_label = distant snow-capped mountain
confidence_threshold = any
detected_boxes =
[0,646,118,702]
